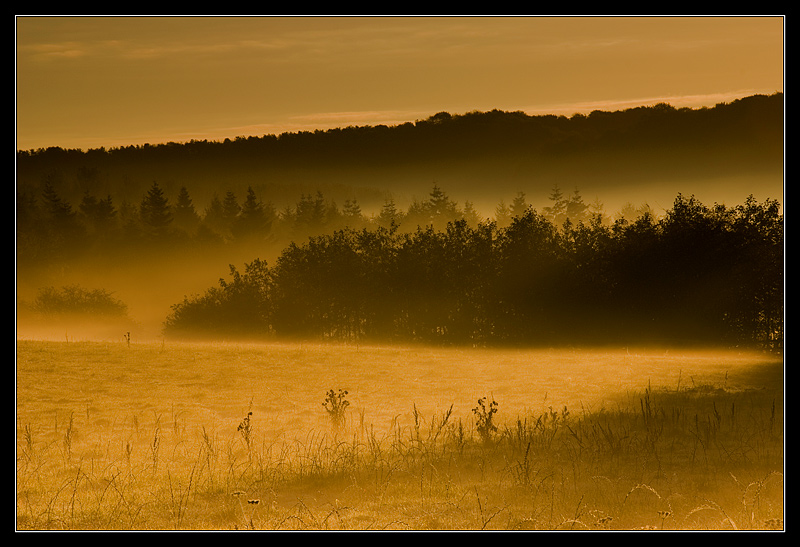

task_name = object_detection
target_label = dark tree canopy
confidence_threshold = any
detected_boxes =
[164,194,783,352]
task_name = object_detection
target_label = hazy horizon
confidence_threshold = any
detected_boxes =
[15,16,784,152]
[15,90,773,153]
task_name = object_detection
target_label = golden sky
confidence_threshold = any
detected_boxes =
[15,15,784,151]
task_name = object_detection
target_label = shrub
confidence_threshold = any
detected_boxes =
[163,259,271,339]
[30,284,128,318]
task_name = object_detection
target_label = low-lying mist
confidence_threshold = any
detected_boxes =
[17,191,783,355]
[16,95,783,349]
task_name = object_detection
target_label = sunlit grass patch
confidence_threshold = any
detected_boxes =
[16,340,782,530]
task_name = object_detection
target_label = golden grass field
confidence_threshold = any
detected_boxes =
[15,339,784,531]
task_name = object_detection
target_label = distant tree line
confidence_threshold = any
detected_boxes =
[16,180,370,264]
[15,93,782,222]
[163,194,783,351]
[17,175,634,267]
[17,93,781,168]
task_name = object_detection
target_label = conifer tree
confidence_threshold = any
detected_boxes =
[203,194,226,236]
[41,181,85,247]
[294,191,327,233]
[566,187,588,224]
[139,181,173,236]
[377,198,402,230]
[510,191,528,218]
[543,184,567,226]
[462,200,484,226]
[173,186,201,234]
[42,182,76,224]
[343,198,362,219]
[233,186,273,240]
[428,184,459,226]
[79,191,117,238]
[494,200,512,228]
[222,190,241,227]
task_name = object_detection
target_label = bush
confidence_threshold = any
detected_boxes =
[163,259,271,339]
[30,284,128,318]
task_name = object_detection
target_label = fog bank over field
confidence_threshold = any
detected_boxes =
[16,94,783,346]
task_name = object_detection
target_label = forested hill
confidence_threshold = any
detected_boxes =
[16,93,783,215]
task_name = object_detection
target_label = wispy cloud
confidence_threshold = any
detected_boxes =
[20,41,92,60]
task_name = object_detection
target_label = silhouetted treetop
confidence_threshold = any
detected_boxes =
[17,92,782,163]
[139,181,173,235]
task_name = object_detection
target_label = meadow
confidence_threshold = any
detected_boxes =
[15,339,784,531]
